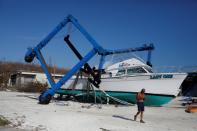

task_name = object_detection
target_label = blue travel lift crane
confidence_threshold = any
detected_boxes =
[25,15,154,104]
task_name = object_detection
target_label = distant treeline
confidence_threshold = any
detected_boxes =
[0,61,68,88]
[0,61,68,74]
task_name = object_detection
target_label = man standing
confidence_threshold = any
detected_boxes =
[134,88,145,123]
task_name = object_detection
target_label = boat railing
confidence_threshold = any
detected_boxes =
[102,66,197,78]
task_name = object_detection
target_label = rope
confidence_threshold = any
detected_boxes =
[71,72,80,90]
[70,75,134,106]
[99,88,134,106]
[90,84,103,104]
[89,84,134,106]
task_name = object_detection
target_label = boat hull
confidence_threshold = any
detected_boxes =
[56,73,187,106]
[56,89,174,106]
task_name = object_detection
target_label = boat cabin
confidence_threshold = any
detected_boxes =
[116,66,153,76]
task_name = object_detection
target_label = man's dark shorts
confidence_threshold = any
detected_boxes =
[137,102,144,112]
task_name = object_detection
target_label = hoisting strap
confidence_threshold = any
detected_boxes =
[90,83,134,106]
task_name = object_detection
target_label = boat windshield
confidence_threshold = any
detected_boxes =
[115,66,152,76]
[116,69,126,76]
[127,67,147,75]
[144,66,153,73]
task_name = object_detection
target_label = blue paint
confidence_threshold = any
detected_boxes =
[150,75,162,79]
[34,48,55,87]
[98,55,105,70]
[163,74,173,78]
[43,49,96,96]
[25,17,69,62]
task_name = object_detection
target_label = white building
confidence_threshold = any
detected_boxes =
[8,71,64,87]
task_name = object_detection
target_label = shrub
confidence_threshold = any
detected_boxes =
[0,116,10,126]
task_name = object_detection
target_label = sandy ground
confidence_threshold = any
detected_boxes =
[0,91,197,131]
[0,126,27,131]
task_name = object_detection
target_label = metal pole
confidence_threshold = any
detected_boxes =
[42,48,97,96]
[34,48,55,87]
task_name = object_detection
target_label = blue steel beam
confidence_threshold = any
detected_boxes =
[67,15,105,54]
[147,50,152,63]
[37,18,70,50]
[48,49,96,95]
[98,55,105,70]
[146,50,153,67]
[64,35,100,87]
[104,44,154,56]
[25,17,70,63]
[34,48,55,87]
[39,49,97,103]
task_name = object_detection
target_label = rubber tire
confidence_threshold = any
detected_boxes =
[39,92,52,104]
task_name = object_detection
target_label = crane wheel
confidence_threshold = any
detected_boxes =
[39,92,52,104]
